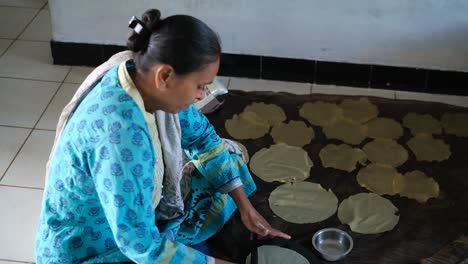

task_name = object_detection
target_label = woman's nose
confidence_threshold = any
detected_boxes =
[196,87,207,101]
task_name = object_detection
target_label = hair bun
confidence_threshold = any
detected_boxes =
[127,9,162,53]
[141,9,161,30]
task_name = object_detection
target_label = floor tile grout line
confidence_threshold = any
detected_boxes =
[11,39,51,44]
[0,75,64,84]
[0,39,15,59]
[0,7,49,60]
[32,81,67,130]
[0,4,42,10]
[15,38,50,43]
[61,65,75,83]
[0,72,65,182]
[0,183,44,191]
[0,128,34,182]
[0,124,34,130]
[0,9,44,60]
[32,127,56,132]
[14,6,42,41]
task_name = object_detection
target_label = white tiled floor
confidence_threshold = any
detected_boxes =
[63,66,94,84]
[0,78,60,127]
[0,40,70,81]
[0,39,12,55]
[0,0,47,8]
[1,130,55,189]
[19,9,51,41]
[36,83,79,130]
[0,2,467,263]
[0,186,43,263]
[0,7,38,39]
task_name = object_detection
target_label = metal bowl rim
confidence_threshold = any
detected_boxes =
[312,228,354,257]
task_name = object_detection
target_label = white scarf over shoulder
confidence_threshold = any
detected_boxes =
[47,51,188,220]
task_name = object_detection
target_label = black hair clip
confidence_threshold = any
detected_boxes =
[128,16,149,36]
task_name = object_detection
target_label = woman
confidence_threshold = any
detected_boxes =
[35,9,289,264]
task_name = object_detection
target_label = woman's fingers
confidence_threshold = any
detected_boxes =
[254,221,291,240]
[268,227,291,240]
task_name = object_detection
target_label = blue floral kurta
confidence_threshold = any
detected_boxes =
[35,62,256,263]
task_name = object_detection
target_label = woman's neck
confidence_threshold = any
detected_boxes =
[129,68,159,113]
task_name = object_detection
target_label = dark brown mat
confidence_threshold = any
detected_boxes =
[205,90,468,264]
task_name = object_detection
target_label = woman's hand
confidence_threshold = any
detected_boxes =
[239,204,291,239]
[229,187,291,240]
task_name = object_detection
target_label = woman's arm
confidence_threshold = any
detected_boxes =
[180,105,290,240]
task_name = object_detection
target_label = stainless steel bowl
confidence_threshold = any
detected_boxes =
[312,228,353,261]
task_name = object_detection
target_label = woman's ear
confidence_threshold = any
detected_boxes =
[154,64,174,91]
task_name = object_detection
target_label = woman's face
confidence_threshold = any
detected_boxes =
[159,58,220,113]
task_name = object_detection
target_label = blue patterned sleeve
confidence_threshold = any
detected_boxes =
[92,120,208,264]
[179,105,248,193]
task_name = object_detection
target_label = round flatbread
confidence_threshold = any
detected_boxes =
[323,118,367,145]
[357,164,404,195]
[299,101,343,127]
[362,139,408,167]
[245,245,309,264]
[407,135,451,162]
[319,144,367,172]
[225,111,270,139]
[244,102,286,126]
[441,113,468,137]
[339,98,379,123]
[366,117,403,140]
[402,113,442,135]
[250,143,313,183]
[269,182,338,224]
[338,193,399,234]
[271,121,315,147]
[395,170,439,203]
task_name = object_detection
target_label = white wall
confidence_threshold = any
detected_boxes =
[50,0,468,72]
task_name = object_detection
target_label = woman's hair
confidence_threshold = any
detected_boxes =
[127,9,221,75]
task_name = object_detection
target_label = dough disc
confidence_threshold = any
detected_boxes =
[250,143,313,183]
[323,118,367,145]
[362,139,408,167]
[441,113,468,137]
[269,182,338,224]
[299,101,343,127]
[339,98,379,123]
[225,111,270,139]
[271,120,315,147]
[245,245,309,264]
[357,164,404,195]
[244,102,286,126]
[366,117,403,139]
[402,113,442,135]
[338,193,399,234]
[395,170,439,203]
[407,135,451,162]
[319,144,367,172]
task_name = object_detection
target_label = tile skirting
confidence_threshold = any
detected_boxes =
[50,41,468,96]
